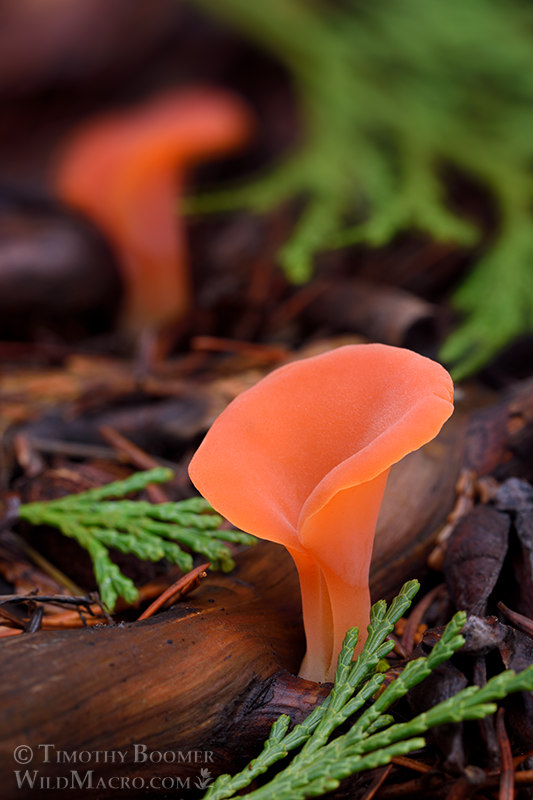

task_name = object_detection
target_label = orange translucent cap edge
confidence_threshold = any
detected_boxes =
[188,343,454,682]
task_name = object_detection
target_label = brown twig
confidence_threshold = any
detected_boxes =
[400,583,446,655]
[390,755,434,774]
[361,764,393,800]
[0,604,25,627]
[496,709,514,800]
[513,749,533,768]
[13,433,44,477]
[377,772,446,798]
[23,605,44,633]
[0,626,22,638]
[428,470,477,570]
[0,593,96,609]
[474,657,499,765]
[0,593,108,630]
[497,601,533,639]
[512,771,533,786]
[98,425,169,503]
[444,767,487,800]
[268,280,330,330]
[190,336,288,364]
[9,531,85,596]
[378,765,507,800]
[23,436,117,461]
[137,563,210,620]
[133,567,185,604]
[40,611,108,629]
[485,767,533,791]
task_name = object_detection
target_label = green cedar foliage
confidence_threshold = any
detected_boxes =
[202,580,533,800]
[18,468,255,610]
[189,0,533,378]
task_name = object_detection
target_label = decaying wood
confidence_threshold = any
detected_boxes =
[0,543,324,799]
[304,278,442,351]
[443,505,509,616]
[373,376,533,596]
[2,379,533,798]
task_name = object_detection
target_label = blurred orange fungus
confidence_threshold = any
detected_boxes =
[55,89,253,336]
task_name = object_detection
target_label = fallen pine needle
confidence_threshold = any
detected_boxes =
[137,563,210,620]
[497,709,514,800]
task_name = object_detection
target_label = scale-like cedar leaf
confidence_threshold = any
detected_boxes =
[190,0,533,377]
[18,468,255,609]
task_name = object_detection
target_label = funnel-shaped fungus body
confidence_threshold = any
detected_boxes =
[55,90,252,334]
[189,344,454,682]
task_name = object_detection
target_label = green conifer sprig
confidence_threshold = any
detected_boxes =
[189,0,533,377]
[202,580,533,800]
[18,468,256,610]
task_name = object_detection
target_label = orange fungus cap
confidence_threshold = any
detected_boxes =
[189,344,454,681]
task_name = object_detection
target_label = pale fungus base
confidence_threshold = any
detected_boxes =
[189,344,454,682]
